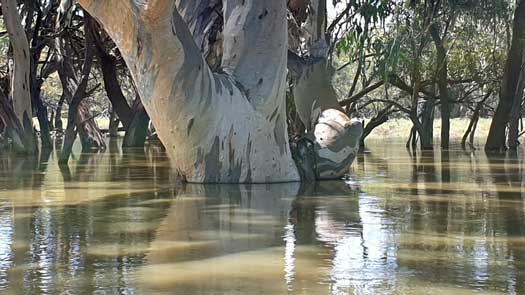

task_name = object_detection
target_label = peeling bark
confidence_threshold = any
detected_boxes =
[79,0,299,183]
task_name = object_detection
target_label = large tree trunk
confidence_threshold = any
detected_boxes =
[1,0,37,153]
[79,0,300,183]
[486,0,525,151]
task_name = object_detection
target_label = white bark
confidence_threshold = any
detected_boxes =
[79,0,299,183]
[1,0,33,133]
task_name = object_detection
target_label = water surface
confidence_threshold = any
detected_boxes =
[0,139,524,294]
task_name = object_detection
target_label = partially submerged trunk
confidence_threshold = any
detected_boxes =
[1,0,37,153]
[462,91,492,150]
[55,0,105,154]
[359,106,395,151]
[507,65,525,150]
[28,4,53,149]
[430,24,451,149]
[123,99,150,148]
[59,14,105,164]
[420,98,435,150]
[108,110,119,138]
[0,91,28,153]
[80,0,299,183]
[486,0,525,151]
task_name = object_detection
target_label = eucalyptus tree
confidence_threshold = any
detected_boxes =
[77,0,364,183]
[54,0,106,161]
[486,0,525,151]
[0,0,37,153]
[342,0,509,150]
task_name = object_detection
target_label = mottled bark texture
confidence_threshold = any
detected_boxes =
[486,0,525,151]
[1,0,37,153]
[79,0,299,183]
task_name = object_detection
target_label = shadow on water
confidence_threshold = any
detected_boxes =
[0,139,524,294]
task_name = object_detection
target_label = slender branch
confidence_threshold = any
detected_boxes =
[339,81,384,107]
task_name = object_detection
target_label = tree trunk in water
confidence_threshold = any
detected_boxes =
[55,0,105,153]
[93,28,134,129]
[1,0,37,153]
[420,99,434,150]
[430,24,451,149]
[108,110,119,138]
[486,0,525,151]
[54,94,66,132]
[76,103,105,151]
[462,91,491,150]
[123,99,150,148]
[49,110,55,131]
[0,91,28,153]
[29,7,52,149]
[359,106,392,151]
[79,0,299,183]
[59,15,103,164]
[508,61,525,150]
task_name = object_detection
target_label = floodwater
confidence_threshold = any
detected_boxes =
[0,138,524,295]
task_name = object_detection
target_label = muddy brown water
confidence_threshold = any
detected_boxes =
[0,139,524,294]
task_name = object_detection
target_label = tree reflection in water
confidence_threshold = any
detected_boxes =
[0,140,523,294]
